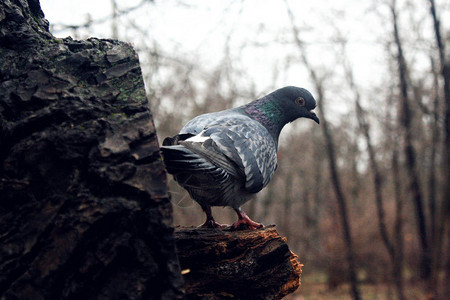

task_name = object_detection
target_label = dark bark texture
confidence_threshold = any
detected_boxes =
[175,226,302,300]
[0,0,184,299]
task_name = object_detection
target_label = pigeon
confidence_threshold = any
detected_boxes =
[161,86,319,230]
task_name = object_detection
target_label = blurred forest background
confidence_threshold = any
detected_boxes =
[41,0,449,299]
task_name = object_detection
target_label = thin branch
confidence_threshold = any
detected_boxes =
[50,0,153,34]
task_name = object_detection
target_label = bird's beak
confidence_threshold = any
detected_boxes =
[309,110,320,124]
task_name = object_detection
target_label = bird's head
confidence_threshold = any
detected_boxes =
[242,86,320,142]
[271,86,320,125]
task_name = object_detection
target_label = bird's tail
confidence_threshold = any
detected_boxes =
[160,145,215,174]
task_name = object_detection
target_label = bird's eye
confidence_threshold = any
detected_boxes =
[296,97,305,106]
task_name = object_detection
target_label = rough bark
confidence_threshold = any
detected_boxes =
[175,226,302,300]
[0,0,184,299]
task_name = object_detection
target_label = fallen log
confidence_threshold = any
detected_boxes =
[175,225,302,300]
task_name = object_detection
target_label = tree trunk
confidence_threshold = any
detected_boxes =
[0,1,184,299]
[427,56,441,297]
[281,172,293,239]
[319,90,361,300]
[175,226,302,300]
[427,0,450,297]
[342,45,395,260]
[391,0,430,280]
[343,50,405,298]
[392,148,406,300]
[283,2,361,299]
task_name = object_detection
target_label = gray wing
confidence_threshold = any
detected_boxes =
[180,112,277,193]
[180,109,235,135]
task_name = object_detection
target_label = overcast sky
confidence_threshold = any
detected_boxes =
[39,0,448,118]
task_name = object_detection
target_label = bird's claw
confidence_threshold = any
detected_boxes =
[231,209,264,230]
[230,219,264,231]
[199,219,229,229]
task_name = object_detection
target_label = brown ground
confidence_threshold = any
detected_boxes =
[285,276,428,300]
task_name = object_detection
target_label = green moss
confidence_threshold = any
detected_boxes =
[52,38,63,44]
[111,72,147,105]
[107,112,128,122]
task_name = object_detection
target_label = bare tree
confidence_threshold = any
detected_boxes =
[390,0,430,280]
[427,55,443,297]
[284,2,361,299]
[340,41,406,299]
[392,146,406,300]
[427,0,450,296]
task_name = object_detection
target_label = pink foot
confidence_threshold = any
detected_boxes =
[231,210,264,230]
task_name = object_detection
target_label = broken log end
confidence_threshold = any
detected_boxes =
[175,225,302,299]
